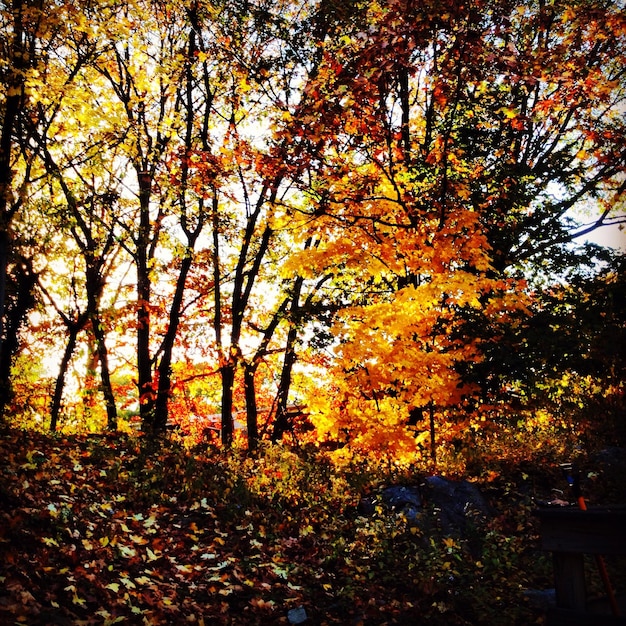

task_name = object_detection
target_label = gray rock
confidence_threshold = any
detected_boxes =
[424,475,493,536]
[381,485,423,523]
[381,485,422,509]
[360,477,492,537]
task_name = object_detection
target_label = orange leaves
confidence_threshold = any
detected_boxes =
[301,227,529,464]
[306,279,480,460]
[165,148,224,199]
[278,0,625,467]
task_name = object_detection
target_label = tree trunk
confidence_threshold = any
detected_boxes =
[136,171,154,431]
[0,0,28,421]
[50,324,81,431]
[154,250,196,432]
[220,361,235,446]
[429,402,437,473]
[152,20,207,433]
[272,326,298,443]
[272,275,304,442]
[398,63,411,158]
[91,313,117,430]
[0,262,36,417]
[243,364,259,450]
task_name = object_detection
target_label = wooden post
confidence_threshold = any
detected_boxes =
[552,552,586,611]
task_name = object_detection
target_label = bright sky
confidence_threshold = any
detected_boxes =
[584,223,626,252]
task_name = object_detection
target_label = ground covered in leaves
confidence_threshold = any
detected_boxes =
[1,427,622,625]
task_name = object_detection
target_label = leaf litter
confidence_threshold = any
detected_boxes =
[0,428,431,625]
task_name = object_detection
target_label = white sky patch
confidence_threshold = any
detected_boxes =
[583,223,626,252]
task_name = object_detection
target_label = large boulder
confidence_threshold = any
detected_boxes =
[423,475,493,536]
[359,476,493,538]
[381,485,423,523]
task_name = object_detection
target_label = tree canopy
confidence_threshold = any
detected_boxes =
[0,0,624,463]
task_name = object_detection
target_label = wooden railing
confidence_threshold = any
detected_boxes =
[535,507,626,626]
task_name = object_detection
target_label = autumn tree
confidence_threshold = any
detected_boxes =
[0,0,200,432]
[2,0,623,462]
[8,0,142,431]
[172,0,358,446]
[0,0,43,417]
[82,0,185,433]
[0,0,345,442]
[276,0,626,463]
[0,1,95,418]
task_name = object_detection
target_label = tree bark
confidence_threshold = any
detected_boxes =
[272,278,303,443]
[154,249,197,431]
[0,0,28,420]
[91,313,118,431]
[243,365,258,450]
[429,402,437,473]
[0,261,36,417]
[220,361,235,446]
[50,318,86,431]
[136,170,154,430]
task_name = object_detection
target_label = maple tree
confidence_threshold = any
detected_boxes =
[273,0,626,463]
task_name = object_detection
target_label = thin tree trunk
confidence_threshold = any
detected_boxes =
[221,362,235,445]
[50,324,82,431]
[243,365,258,450]
[154,249,197,431]
[398,63,411,158]
[272,325,299,443]
[91,313,117,430]
[152,19,207,433]
[272,272,306,443]
[429,402,437,473]
[136,170,154,430]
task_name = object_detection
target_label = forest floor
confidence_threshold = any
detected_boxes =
[1,426,624,625]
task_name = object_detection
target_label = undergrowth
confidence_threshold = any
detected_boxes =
[1,417,624,625]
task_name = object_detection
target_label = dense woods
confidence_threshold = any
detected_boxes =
[1,1,625,624]
[0,0,624,461]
